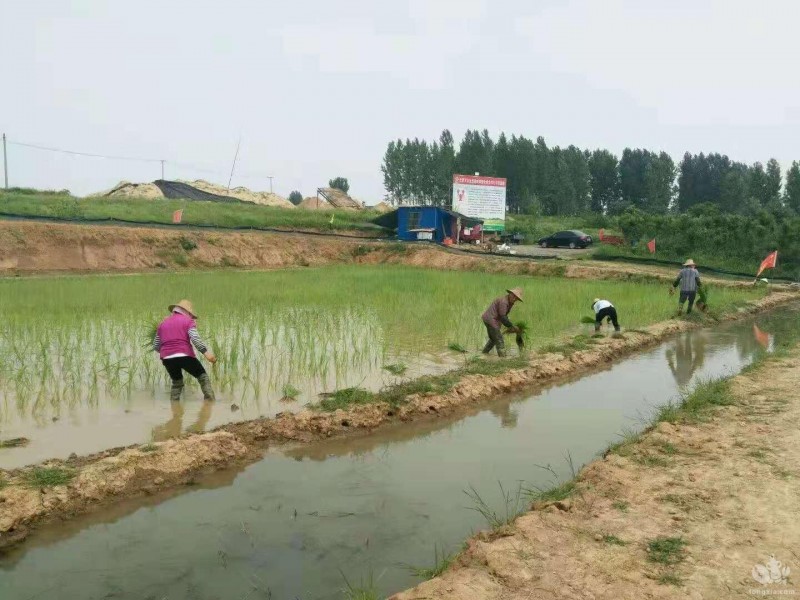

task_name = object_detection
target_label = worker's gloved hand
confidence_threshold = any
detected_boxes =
[504,326,519,334]
[204,351,217,364]
[668,287,675,296]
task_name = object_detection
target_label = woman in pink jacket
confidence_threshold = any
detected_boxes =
[153,299,217,401]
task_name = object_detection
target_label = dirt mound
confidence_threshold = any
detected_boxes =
[318,187,363,209]
[91,179,293,208]
[372,201,393,212]
[90,181,163,199]
[298,196,332,210]
[182,180,292,208]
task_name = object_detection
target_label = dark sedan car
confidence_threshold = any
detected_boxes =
[537,230,593,249]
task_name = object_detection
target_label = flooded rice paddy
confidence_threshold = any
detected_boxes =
[0,266,762,466]
[1,301,796,600]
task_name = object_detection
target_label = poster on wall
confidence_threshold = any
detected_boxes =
[451,174,506,232]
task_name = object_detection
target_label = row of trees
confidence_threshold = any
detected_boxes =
[381,129,800,216]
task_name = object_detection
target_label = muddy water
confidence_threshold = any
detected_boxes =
[2,306,799,600]
[0,350,456,469]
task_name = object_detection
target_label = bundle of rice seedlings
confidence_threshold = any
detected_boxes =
[580,316,596,324]
[512,321,530,348]
[383,363,408,376]
[142,319,160,349]
[281,384,301,401]
[697,285,709,311]
[448,342,467,353]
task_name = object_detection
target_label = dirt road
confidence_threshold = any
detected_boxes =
[391,345,800,599]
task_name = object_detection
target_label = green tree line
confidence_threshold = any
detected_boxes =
[381,129,800,217]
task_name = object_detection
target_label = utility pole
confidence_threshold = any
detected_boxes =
[267,176,273,194]
[2,133,7,189]
[160,160,165,180]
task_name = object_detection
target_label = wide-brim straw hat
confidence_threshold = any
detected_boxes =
[507,288,524,302]
[683,259,696,267]
[168,299,197,318]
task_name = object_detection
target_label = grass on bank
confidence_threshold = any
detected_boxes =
[405,545,458,580]
[23,466,75,487]
[0,191,386,234]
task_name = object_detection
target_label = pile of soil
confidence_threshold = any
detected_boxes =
[184,180,292,208]
[90,181,163,199]
[372,201,393,212]
[298,196,332,210]
[92,179,293,208]
[318,187,363,210]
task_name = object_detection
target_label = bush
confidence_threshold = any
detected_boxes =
[328,177,350,194]
[288,191,303,205]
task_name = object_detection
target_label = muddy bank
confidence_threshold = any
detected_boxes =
[390,332,800,599]
[0,220,761,285]
[0,291,796,552]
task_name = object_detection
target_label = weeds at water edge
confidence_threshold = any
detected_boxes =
[464,482,527,531]
[405,545,457,580]
[340,568,383,600]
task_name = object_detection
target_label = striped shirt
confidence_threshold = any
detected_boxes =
[673,267,701,293]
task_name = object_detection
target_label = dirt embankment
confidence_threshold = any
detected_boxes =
[0,291,796,552]
[0,220,766,287]
[390,341,800,599]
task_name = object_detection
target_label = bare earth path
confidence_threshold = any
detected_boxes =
[391,346,800,599]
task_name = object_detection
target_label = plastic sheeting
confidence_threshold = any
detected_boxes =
[153,180,241,203]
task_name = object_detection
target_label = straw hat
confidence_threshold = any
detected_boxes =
[507,288,524,302]
[683,259,696,267]
[168,299,197,318]
[593,298,600,305]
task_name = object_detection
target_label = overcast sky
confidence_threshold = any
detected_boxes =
[2,0,799,201]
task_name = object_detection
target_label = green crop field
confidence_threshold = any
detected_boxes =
[0,265,764,421]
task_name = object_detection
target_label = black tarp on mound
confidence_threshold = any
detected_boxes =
[153,180,242,203]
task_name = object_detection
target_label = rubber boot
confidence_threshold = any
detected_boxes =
[198,374,216,401]
[169,379,185,402]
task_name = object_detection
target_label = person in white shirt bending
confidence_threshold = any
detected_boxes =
[591,298,620,333]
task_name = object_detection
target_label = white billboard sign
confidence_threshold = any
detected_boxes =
[451,174,507,231]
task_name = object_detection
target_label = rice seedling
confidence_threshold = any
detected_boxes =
[447,342,467,353]
[580,315,596,324]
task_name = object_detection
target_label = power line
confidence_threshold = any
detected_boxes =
[7,140,162,163]
[8,138,274,181]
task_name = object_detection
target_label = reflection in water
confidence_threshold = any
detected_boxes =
[489,401,519,428]
[753,324,771,350]
[151,401,214,441]
[666,331,707,388]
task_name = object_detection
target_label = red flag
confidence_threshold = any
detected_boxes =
[647,238,656,254]
[598,228,605,241]
[172,209,183,224]
[756,251,777,277]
